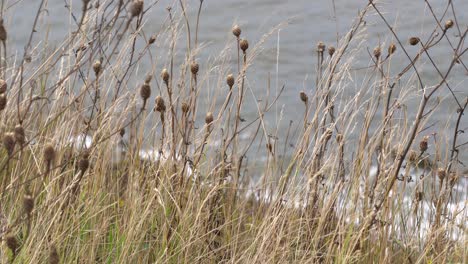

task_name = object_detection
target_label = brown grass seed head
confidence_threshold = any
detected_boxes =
[388,43,397,55]
[409,37,420,46]
[181,102,189,113]
[79,152,90,172]
[232,25,241,38]
[14,124,25,145]
[155,96,166,112]
[0,19,7,41]
[205,112,214,124]
[93,60,102,76]
[161,68,170,85]
[3,132,15,156]
[44,144,56,163]
[317,41,325,52]
[191,62,199,75]
[437,168,446,181]
[373,46,381,59]
[0,93,7,111]
[140,83,151,101]
[445,19,454,30]
[419,136,428,152]
[328,46,336,56]
[226,74,235,88]
[299,91,308,103]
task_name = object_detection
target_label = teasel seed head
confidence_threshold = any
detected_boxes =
[161,68,170,86]
[437,168,446,181]
[5,234,18,255]
[144,74,152,84]
[444,19,454,30]
[240,39,249,52]
[181,102,189,114]
[78,152,90,173]
[408,150,418,162]
[14,124,25,146]
[0,93,7,111]
[226,74,235,89]
[49,245,59,264]
[205,112,214,125]
[3,132,15,156]
[388,43,397,55]
[328,46,336,56]
[317,42,326,52]
[299,91,308,103]
[419,136,428,153]
[232,25,241,38]
[140,83,151,101]
[44,144,56,163]
[23,194,34,215]
[93,60,102,76]
[409,37,420,46]
[191,62,199,75]
[155,96,166,112]
[0,79,6,93]
[130,0,144,17]
[373,46,381,59]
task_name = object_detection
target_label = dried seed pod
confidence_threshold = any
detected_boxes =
[336,134,343,143]
[5,235,18,255]
[299,91,308,103]
[0,19,7,41]
[140,83,151,100]
[161,68,170,85]
[119,128,125,137]
[44,144,56,163]
[93,60,102,76]
[49,245,60,264]
[130,0,144,17]
[78,152,90,173]
[409,37,420,46]
[14,124,25,146]
[181,102,189,113]
[317,42,325,52]
[388,43,397,55]
[0,79,6,93]
[23,194,34,215]
[226,74,235,88]
[437,168,446,181]
[324,129,333,141]
[419,136,428,153]
[373,46,381,59]
[191,62,199,75]
[0,93,7,110]
[155,96,166,112]
[205,112,214,124]
[240,39,249,52]
[144,74,152,84]
[415,191,423,202]
[148,35,156,44]
[232,25,241,38]
[328,46,336,56]
[3,132,15,156]
[444,19,454,30]
[408,150,418,162]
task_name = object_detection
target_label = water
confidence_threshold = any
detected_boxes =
[7,0,467,163]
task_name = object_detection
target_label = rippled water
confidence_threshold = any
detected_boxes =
[9,0,468,164]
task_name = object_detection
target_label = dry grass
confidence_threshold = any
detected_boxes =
[0,0,466,263]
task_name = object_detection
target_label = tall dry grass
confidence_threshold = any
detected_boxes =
[0,0,466,263]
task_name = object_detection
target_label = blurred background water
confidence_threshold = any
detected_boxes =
[6,0,468,165]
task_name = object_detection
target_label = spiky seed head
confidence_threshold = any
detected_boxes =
[148,35,156,44]
[419,136,428,153]
[78,152,90,172]
[205,112,214,125]
[44,144,56,163]
[161,68,170,85]
[181,102,189,113]
[437,168,446,181]
[155,96,166,112]
[409,37,420,46]
[408,150,418,162]
[14,125,25,145]
[232,25,241,38]
[5,235,18,255]
[328,46,336,56]
[140,83,151,100]
[3,133,15,156]
[0,93,7,110]
[299,91,308,103]
[373,46,381,59]
[388,43,397,55]
[240,39,249,52]
[93,60,102,76]
[444,19,454,30]
[130,0,144,17]
[49,245,59,264]
[191,62,199,75]
[23,194,34,215]
[144,74,152,84]
[317,42,326,52]
[0,79,6,93]
[226,74,235,88]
